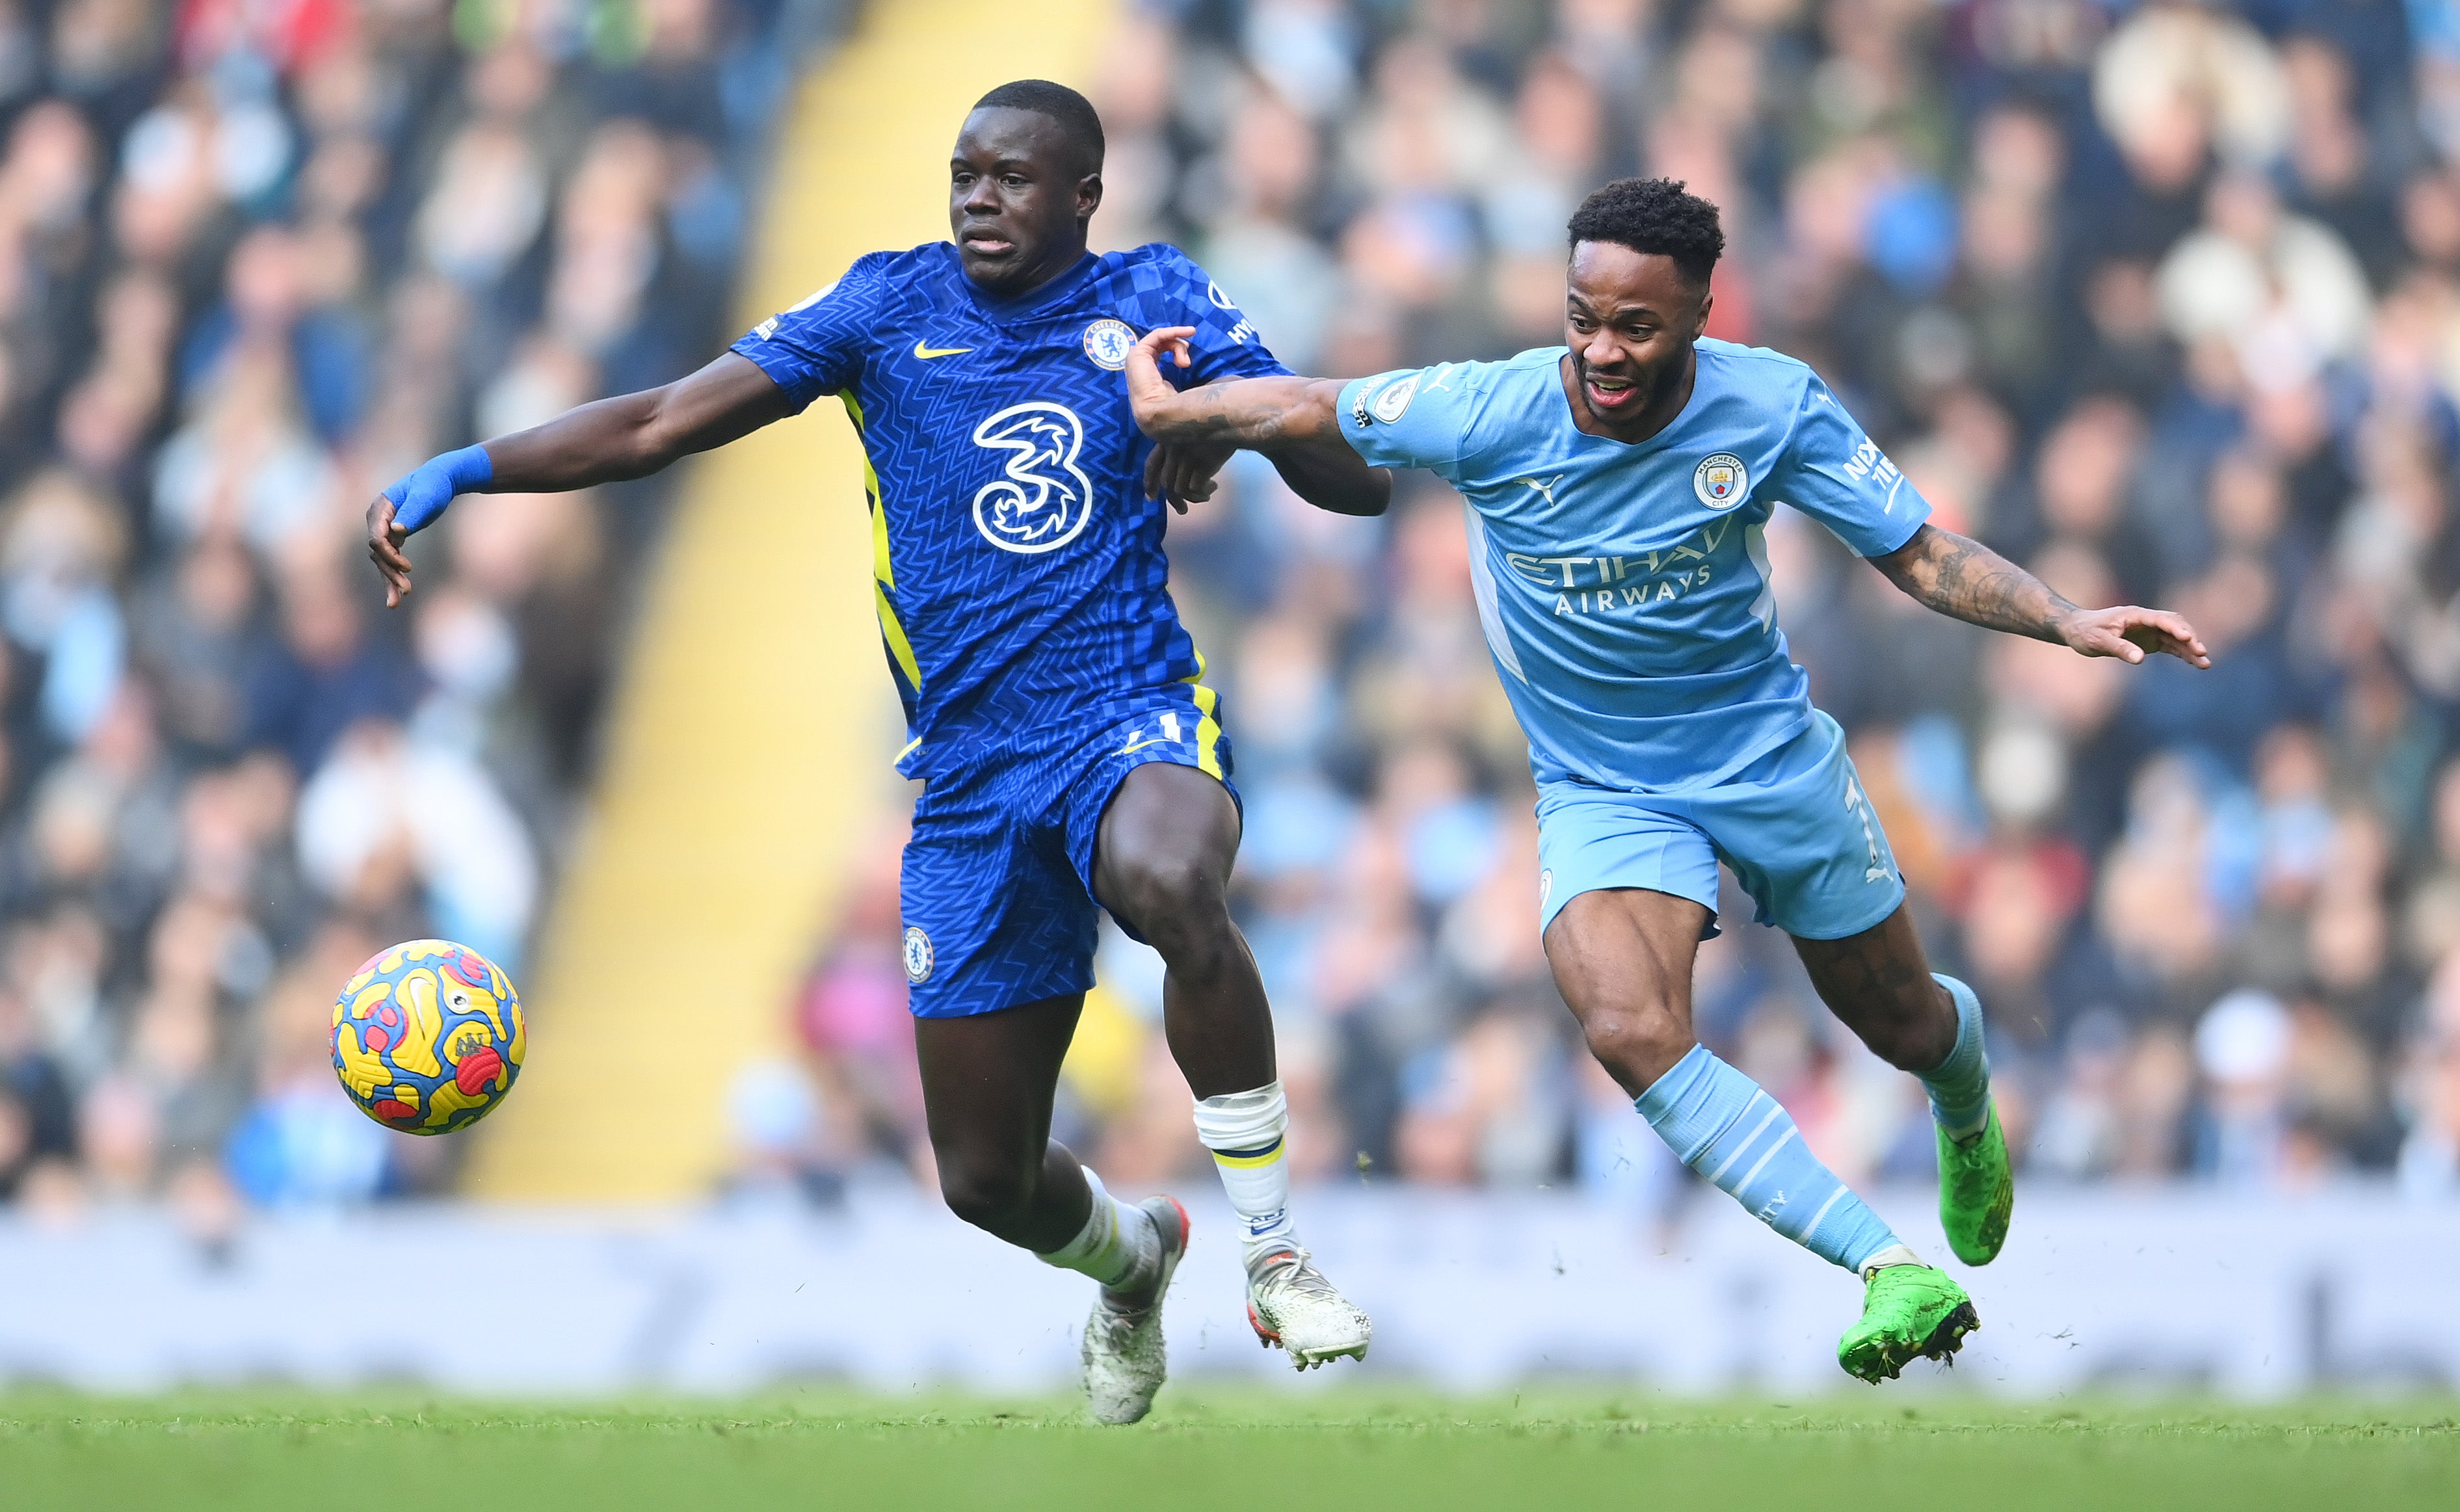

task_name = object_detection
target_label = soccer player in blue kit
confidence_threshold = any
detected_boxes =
[1125,178,2212,1382]
[364,82,1384,1423]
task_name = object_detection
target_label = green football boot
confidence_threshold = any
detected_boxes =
[1837,1264,1979,1384]
[1937,1104,2014,1266]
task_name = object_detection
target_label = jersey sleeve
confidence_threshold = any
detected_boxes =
[728,256,890,411]
[1128,248,1291,387]
[1334,363,1486,477]
[1764,371,1931,557]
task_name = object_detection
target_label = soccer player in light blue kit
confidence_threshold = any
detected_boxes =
[1126,178,2210,1381]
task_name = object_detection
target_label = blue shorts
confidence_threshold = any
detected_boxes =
[1534,710,1903,942]
[900,691,1236,1018]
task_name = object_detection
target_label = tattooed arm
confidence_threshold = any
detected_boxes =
[1871,524,2212,667]
[1124,326,1392,517]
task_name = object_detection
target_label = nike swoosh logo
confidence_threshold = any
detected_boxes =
[1118,736,1177,756]
[913,341,972,360]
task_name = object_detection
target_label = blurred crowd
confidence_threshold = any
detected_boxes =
[0,0,839,1215]
[751,0,2460,1216]
[14,0,2457,1226]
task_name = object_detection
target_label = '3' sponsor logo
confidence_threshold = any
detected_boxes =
[972,403,1094,553]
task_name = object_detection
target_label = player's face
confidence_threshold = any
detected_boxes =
[950,108,1102,297]
[1563,243,1712,433]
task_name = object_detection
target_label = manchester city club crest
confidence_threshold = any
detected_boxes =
[902,926,934,983]
[1693,451,1749,511]
[1081,318,1137,370]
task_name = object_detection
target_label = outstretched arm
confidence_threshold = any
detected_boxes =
[366,352,793,606]
[1871,523,2211,667]
[1126,326,1391,517]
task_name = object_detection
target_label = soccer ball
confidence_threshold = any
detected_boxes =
[331,939,525,1135]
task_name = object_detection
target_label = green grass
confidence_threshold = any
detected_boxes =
[3,1390,2455,1510]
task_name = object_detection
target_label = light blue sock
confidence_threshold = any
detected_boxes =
[1923,974,1993,1141]
[1635,1044,1901,1274]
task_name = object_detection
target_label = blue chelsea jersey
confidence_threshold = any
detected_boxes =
[1337,339,1931,793]
[731,241,1287,775]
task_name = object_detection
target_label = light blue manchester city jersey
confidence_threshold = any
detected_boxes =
[1337,339,1930,793]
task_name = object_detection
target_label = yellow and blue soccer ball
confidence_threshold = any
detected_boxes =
[331,940,525,1135]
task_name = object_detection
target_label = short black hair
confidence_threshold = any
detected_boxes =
[972,79,1105,174]
[1567,178,1725,289]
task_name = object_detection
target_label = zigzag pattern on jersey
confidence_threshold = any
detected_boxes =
[897,685,1237,1016]
[733,241,1284,777]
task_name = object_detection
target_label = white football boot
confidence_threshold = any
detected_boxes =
[1245,1245,1372,1370]
[1081,1195,1190,1425]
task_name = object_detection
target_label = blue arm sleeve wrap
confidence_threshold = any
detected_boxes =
[382,444,495,535]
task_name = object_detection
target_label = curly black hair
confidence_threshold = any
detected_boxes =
[1566,178,1725,289]
[973,80,1105,174]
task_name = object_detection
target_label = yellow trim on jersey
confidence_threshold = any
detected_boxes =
[1182,648,1226,780]
[841,393,895,591]
[875,581,921,689]
[841,393,921,691]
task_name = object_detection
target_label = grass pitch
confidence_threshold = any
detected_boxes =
[3,1390,2454,1511]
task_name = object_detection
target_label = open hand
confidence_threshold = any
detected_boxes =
[2059,605,2210,668]
[366,496,414,607]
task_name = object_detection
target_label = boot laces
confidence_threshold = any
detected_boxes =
[1251,1246,1339,1303]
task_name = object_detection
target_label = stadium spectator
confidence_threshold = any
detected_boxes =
[0,0,840,1209]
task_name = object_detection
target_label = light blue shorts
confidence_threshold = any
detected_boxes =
[1534,710,1904,942]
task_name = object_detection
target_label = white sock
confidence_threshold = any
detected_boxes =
[1035,1167,1156,1290]
[1193,1081,1301,1266]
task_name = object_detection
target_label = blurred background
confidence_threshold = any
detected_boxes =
[3,0,2460,1394]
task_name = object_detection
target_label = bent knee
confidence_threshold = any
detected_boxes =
[1579,1004,1693,1095]
[1107,853,1231,945]
[1117,846,1222,908]
[936,1160,1035,1238]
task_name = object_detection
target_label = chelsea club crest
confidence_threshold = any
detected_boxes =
[903,926,934,983]
[1693,452,1749,511]
[1082,318,1137,370]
